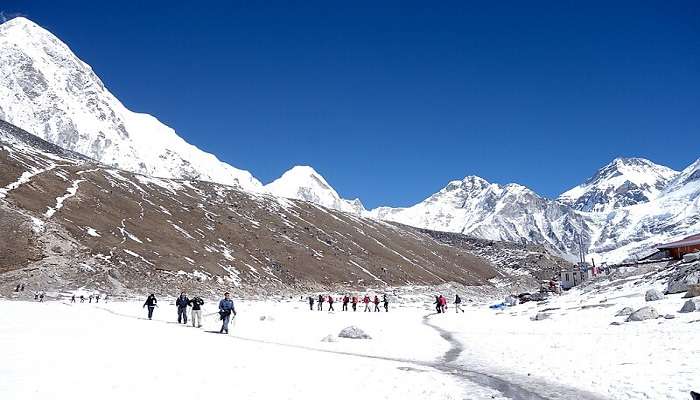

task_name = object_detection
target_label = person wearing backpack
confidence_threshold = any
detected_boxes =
[327,295,335,311]
[175,292,190,324]
[308,296,315,311]
[218,292,236,334]
[189,296,205,328]
[382,294,389,312]
[342,295,350,311]
[351,296,358,312]
[363,295,371,312]
[373,295,380,312]
[454,294,464,313]
[143,294,158,320]
[317,294,324,311]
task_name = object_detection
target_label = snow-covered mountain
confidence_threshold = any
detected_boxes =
[0,17,262,191]
[369,176,592,258]
[370,158,700,263]
[265,166,365,214]
[558,157,678,212]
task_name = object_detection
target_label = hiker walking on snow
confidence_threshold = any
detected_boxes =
[71,295,76,303]
[143,294,158,319]
[39,292,45,302]
[454,294,464,313]
[383,294,389,312]
[434,296,442,313]
[439,295,447,313]
[218,292,236,334]
[95,294,100,303]
[88,295,93,303]
[363,295,371,312]
[176,292,190,324]
[373,295,380,312]
[328,295,335,311]
[308,296,315,311]
[317,294,324,311]
[80,295,85,303]
[189,296,204,328]
[352,296,358,312]
[342,295,349,311]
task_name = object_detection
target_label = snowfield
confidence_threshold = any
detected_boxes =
[2,280,698,400]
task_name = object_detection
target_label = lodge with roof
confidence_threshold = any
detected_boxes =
[656,233,700,259]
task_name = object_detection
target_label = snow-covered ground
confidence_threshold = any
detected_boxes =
[2,280,698,400]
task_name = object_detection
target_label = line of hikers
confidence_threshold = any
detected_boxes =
[69,294,107,303]
[143,291,236,334]
[434,294,465,314]
[309,294,389,312]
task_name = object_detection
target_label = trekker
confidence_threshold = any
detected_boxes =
[88,295,93,303]
[71,295,76,303]
[363,295,371,312]
[328,295,335,311]
[383,294,389,312]
[80,295,85,303]
[317,294,324,311]
[308,296,315,311]
[189,296,204,328]
[434,296,442,313]
[218,292,236,334]
[34,293,38,301]
[143,294,158,319]
[342,295,349,311]
[176,292,190,324]
[351,296,358,312]
[439,295,447,313]
[95,294,100,303]
[454,294,464,313]
[39,292,44,302]
[373,295,380,312]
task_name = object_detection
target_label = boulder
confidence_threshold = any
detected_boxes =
[259,315,275,321]
[680,299,700,313]
[531,312,551,321]
[683,252,700,262]
[684,284,700,298]
[626,307,659,322]
[338,326,371,339]
[610,321,622,326]
[666,262,700,294]
[321,334,337,343]
[615,307,634,317]
[645,289,664,302]
[663,314,676,319]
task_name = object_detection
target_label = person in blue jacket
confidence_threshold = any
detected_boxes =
[176,292,190,324]
[218,292,236,334]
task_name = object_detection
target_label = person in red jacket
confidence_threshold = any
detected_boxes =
[439,295,447,313]
[351,296,358,312]
[373,295,380,312]
[363,295,371,312]
[328,295,335,311]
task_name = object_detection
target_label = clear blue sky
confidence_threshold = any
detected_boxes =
[3,1,699,208]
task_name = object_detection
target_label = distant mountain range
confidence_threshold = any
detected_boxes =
[1,17,698,264]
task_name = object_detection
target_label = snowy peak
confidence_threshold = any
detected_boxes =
[265,166,365,214]
[0,17,263,191]
[663,158,700,195]
[557,157,678,212]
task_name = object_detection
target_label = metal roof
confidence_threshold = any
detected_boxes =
[657,233,700,249]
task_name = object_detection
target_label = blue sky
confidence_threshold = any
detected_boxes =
[3,1,699,208]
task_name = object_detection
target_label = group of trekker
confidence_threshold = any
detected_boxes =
[143,291,237,334]
[69,293,106,303]
[434,294,465,314]
[309,294,389,312]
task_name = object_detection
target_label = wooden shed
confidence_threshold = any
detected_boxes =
[657,233,700,259]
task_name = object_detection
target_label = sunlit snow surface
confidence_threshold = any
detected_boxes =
[3,277,698,400]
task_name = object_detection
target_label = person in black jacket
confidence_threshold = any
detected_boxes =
[189,296,204,328]
[454,294,464,313]
[176,292,189,324]
[308,296,315,311]
[383,294,389,312]
[143,294,158,319]
[317,294,324,311]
